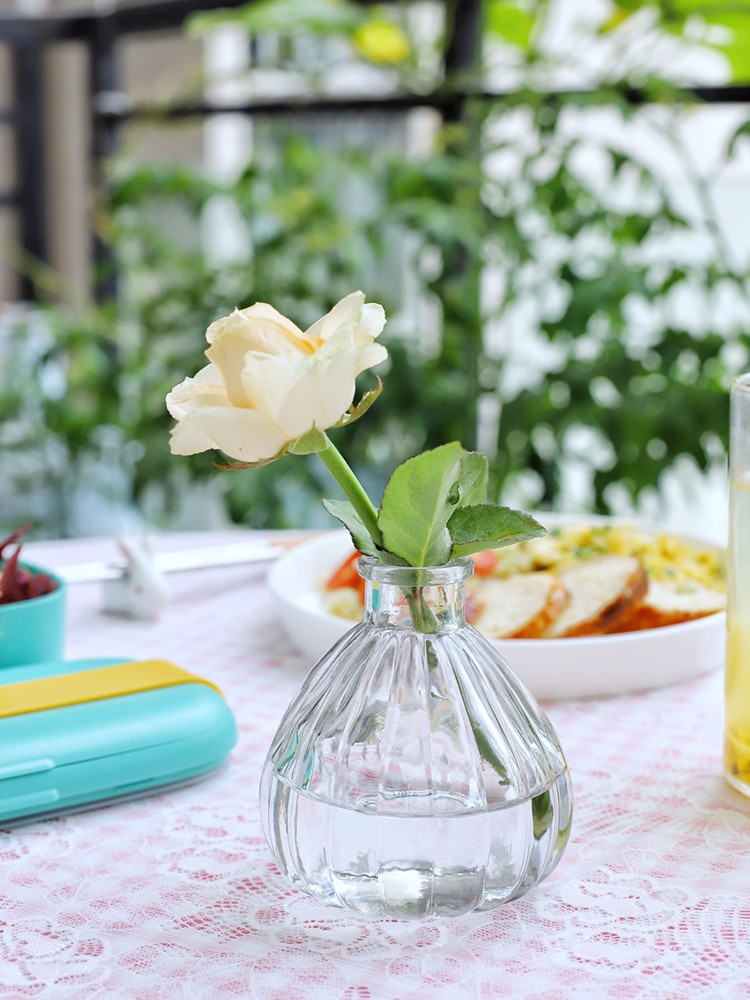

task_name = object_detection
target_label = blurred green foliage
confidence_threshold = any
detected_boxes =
[2,0,750,534]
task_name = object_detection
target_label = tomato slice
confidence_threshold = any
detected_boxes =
[326,550,362,591]
[470,549,499,575]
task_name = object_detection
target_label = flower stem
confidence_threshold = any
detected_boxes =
[406,588,438,633]
[317,435,383,549]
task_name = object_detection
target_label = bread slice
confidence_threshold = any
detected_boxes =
[541,555,648,638]
[610,578,726,632]
[469,572,570,639]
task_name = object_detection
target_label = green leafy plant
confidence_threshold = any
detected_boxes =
[475,0,750,511]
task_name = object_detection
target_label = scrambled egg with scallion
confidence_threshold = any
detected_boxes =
[488,522,725,590]
[325,586,364,621]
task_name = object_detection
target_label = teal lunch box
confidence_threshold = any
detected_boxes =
[0,657,237,825]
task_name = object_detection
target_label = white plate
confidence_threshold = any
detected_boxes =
[267,527,726,701]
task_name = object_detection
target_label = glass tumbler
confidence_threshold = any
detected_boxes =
[726,373,750,797]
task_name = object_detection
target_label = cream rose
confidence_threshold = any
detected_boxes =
[166,291,387,463]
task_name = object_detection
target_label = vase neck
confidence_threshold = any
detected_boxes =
[358,558,473,633]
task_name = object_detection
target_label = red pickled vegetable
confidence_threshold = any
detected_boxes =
[0,524,30,560]
[0,525,58,605]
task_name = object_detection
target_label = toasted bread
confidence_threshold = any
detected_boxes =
[469,572,570,639]
[610,578,726,632]
[541,555,648,638]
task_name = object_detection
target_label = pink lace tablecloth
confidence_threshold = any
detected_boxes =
[3,531,749,999]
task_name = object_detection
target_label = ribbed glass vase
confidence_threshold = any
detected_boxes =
[260,556,573,919]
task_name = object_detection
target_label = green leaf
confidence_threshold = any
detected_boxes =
[470,720,509,785]
[333,378,383,428]
[485,1,536,49]
[321,498,379,556]
[712,13,750,82]
[448,504,546,558]
[598,8,635,33]
[456,451,489,507]
[378,442,465,566]
[532,790,554,839]
[288,427,328,455]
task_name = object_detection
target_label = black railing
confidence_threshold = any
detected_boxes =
[93,83,750,125]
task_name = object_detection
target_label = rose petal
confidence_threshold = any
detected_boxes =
[206,303,305,343]
[169,405,289,462]
[356,302,387,344]
[304,291,363,343]
[240,339,378,439]
[353,341,388,375]
[304,293,387,349]
[207,316,320,407]
[166,365,228,419]
[207,304,314,355]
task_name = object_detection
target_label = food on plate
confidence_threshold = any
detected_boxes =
[607,578,727,632]
[322,521,726,638]
[324,550,364,597]
[470,572,569,639]
[540,555,648,638]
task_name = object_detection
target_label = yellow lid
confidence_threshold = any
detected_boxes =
[0,660,223,719]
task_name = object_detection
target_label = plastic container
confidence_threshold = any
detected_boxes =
[0,564,66,669]
[0,657,237,824]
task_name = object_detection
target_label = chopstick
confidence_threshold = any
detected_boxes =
[56,536,306,584]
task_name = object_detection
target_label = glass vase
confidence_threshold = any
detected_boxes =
[260,556,573,918]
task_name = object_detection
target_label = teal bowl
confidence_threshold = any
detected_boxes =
[0,564,66,668]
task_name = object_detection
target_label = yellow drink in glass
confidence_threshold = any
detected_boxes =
[726,376,750,797]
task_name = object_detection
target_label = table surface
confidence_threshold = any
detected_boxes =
[3,530,749,1000]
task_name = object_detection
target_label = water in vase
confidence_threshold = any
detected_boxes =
[262,767,572,919]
